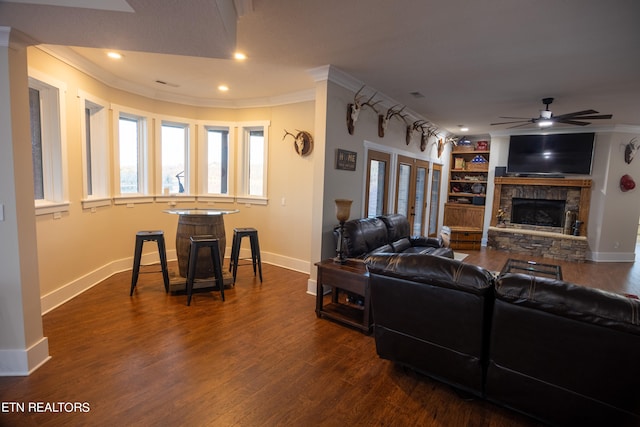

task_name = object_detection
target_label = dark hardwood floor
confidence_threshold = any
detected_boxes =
[1,247,637,426]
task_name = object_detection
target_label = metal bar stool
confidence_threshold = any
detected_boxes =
[130,230,170,295]
[186,235,225,306]
[229,227,262,284]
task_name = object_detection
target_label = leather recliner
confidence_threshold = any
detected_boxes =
[486,273,640,427]
[365,252,495,396]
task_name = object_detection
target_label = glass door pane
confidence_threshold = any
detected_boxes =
[365,150,390,218]
[396,163,411,218]
[413,163,428,235]
[428,164,442,236]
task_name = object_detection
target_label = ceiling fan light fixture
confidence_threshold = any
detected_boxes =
[538,119,553,128]
[540,110,552,119]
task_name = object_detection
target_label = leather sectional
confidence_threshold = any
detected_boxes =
[338,214,453,259]
[365,252,640,427]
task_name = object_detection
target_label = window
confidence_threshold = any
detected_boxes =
[118,113,147,195]
[160,121,189,194]
[238,121,270,204]
[201,125,232,196]
[80,92,110,208]
[28,73,69,215]
[365,150,390,217]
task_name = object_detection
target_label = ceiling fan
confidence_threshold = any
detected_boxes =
[491,98,613,129]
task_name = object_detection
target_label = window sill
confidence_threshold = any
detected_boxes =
[81,197,112,210]
[236,196,268,206]
[35,201,70,216]
[196,195,236,204]
[113,195,155,205]
[155,195,197,202]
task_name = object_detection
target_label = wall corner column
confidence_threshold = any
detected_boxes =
[0,27,50,375]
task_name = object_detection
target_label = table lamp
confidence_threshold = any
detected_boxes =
[334,199,352,264]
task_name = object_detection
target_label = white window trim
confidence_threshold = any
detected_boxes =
[156,116,195,197]
[238,120,270,205]
[111,104,153,204]
[198,121,235,201]
[78,90,111,209]
[28,69,70,216]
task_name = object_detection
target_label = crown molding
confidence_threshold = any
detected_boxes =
[308,64,454,137]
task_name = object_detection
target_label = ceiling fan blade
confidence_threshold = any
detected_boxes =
[556,119,591,126]
[498,116,533,120]
[567,114,613,120]
[553,109,598,119]
[491,120,533,126]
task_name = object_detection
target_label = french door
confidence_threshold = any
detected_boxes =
[428,164,442,237]
[395,155,430,235]
[365,150,390,218]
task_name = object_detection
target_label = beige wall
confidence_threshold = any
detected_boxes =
[27,47,315,307]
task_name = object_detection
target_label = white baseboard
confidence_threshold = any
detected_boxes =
[587,251,636,262]
[40,248,310,315]
[0,336,50,376]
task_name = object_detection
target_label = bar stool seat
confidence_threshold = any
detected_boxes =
[229,227,262,284]
[130,230,170,296]
[186,235,225,306]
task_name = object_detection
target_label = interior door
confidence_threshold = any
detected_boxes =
[395,155,430,235]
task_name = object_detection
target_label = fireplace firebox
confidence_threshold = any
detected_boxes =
[511,198,566,227]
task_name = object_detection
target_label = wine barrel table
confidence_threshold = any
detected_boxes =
[164,208,239,291]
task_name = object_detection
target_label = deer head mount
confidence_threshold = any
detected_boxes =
[346,85,381,135]
[283,129,313,157]
[624,137,639,164]
[377,105,406,138]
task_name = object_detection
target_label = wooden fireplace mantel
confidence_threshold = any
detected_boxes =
[493,177,592,188]
[490,177,592,235]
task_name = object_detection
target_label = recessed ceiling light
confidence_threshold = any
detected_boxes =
[459,125,469,132]
[218,85,229,92]
[107,51,122,59]
[234,52,247,60]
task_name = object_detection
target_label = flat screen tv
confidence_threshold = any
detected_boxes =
[507,133,595,175]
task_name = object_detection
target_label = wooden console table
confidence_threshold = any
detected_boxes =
[315,259,371,334]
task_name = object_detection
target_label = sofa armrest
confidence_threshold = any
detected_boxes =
[409,235,443,248]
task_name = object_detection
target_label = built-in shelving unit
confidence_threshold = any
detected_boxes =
[444,139,491,250]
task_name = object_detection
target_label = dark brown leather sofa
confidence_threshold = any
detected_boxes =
[365,253,640,427]
[486,273,640,427]
[365,252,494,397]
[339,214,453,258]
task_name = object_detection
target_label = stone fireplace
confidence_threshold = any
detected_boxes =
[488,177,592,262]
[511,198,566,227]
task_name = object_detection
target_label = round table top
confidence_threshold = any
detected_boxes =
[163,208,240,216]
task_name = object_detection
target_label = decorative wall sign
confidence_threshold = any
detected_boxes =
[336,149,357,171]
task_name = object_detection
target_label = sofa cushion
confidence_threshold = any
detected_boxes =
[391,237,412,253]
[378,214,411,242]
[496,273,640,335]
[366,252,493,295]
[341,217,389,258]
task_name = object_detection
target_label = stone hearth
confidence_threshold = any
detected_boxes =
[489,177,592,262]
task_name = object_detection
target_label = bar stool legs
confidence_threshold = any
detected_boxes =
[130,230,170,295]
[229,228,262,284]
[186,235,225,306]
